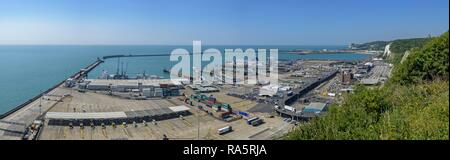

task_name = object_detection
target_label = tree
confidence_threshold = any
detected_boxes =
[392,32,449,84]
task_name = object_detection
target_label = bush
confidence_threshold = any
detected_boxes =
[284,81,449,140]
[391,32,449,84]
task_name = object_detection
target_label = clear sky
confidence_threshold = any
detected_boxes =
[0,0,448,45]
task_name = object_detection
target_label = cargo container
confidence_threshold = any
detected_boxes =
[143,88,154,97]
[238,111,249,117]
[205,100,216,107]
[170,89,180,96]
[154,88,163,96]
[160,84,169,88]
[212,103,232,112]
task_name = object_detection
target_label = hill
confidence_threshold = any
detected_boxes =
[388,37,432,64]
[349,41,389,51]
[349,37,432,64]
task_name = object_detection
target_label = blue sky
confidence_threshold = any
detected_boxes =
[0,0,448,45]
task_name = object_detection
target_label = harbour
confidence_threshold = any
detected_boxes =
[0,0,446,144]
[0,46,375,140]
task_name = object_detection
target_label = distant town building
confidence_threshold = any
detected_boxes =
[341,70,354,85]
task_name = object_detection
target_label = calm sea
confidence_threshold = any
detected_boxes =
[0,45,370,114]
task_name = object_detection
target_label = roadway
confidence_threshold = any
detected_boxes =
[0,86,67,140]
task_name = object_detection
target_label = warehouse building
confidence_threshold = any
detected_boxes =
[302,102,328,114]
[45,105,191,126]
[79,79,186,98]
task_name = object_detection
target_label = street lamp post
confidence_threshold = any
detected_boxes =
[39,90,42,117]
[197,109,200,140]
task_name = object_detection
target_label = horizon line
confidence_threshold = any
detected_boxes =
[0,44,349,46]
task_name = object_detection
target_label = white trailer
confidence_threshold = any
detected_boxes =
[284,105,296,112]
[217,126,233,135]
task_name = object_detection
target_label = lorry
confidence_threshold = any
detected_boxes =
[250,118,264,126]
[287,91,294,96]
[217,126,233,135]
[246,117,260,125]
[274,105,280,109]
[211,103,231,112]
[284,105,296,112]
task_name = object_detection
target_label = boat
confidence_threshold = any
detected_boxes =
[163,68,170,73]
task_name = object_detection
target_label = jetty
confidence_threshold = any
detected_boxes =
[0,58,104,140]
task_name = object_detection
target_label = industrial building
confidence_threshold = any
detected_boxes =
[45,105,191,126]
[187,85,220,93]
[81,79,187,91]
[361,78,379,85]
[302,102,328,114]
[78,79,188,98]
[341,70,354,85]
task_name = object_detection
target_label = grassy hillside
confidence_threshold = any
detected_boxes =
[350,37,431,64]
[390,38,431,53]
[350,41,390,51]
[285,32,449,140]
[389,38,432,64]
[391,32,449,84]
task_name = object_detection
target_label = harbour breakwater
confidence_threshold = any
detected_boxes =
[0,59,104,119]
[103,54,171,59]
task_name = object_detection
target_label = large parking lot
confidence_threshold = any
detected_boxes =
[38,88,292,140]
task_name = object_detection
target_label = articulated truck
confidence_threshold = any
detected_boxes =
[218,126,233,135]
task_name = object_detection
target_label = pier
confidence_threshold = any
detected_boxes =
[0,59,104,140]
[103,53,191,60]
[73,59,104,80]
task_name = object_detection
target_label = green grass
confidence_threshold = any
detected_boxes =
[284,81,449,140]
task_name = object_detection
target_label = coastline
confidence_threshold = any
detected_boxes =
[280,50,380,55]
[0,59,103,139]
[0,51,373,119]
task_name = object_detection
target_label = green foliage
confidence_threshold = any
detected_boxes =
[350,37,431,65]
[388,38,431,64]
[391,32,449,84]
[350,41,390,51]
[284,81,449,140]
[390,38,431,54]
[285,32,449,140]
[376,82,449,140]
[350,85,392,115]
